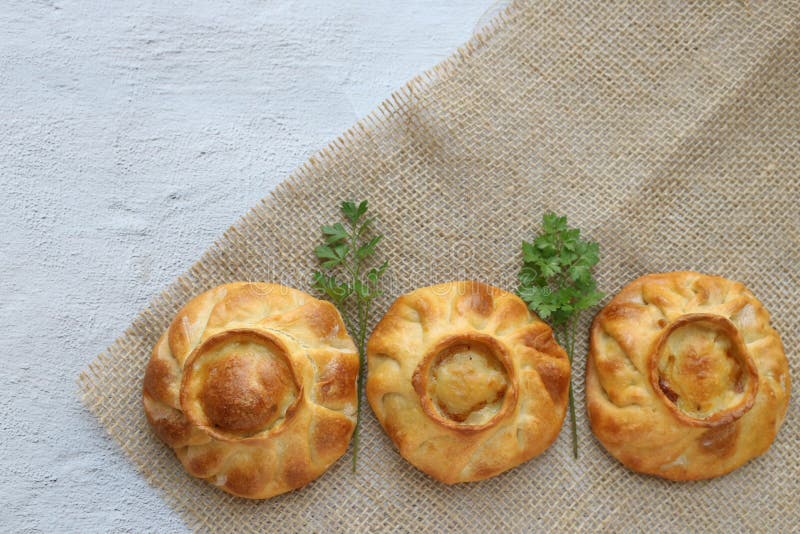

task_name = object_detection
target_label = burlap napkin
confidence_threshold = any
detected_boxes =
[80,1,799,531]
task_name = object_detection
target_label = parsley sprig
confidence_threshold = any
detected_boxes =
[311,200,387,471]
[517,213,603,458]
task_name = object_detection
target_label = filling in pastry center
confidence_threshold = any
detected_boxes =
[655,320,748,419]
[429,344,509,425]
[183,332,300,436]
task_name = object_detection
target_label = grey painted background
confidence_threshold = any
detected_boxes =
[1,1,496,531]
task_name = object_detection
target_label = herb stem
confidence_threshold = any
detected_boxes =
[517,212,602,460]
[352,299,370,471]
[567,377,578,458]
[555,322,578,459]
[311,200,387,472]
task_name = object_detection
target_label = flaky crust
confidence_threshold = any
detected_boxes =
[366,281,570,484]
[142,282,358,499]
[587,272,790,480]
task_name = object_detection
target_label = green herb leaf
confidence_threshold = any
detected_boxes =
[310,199,387,472]
[314,245,336,259]
[322,223,348,244]
[517,212,604,458]
[357,235,382,260]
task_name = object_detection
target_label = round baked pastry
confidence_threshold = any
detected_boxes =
[142,282,358,499]
[587,272,790,480]
[366,280,570,484]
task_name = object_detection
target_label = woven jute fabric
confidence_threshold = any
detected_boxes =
[80,1,800,531]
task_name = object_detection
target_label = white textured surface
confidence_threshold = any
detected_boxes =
[0,1,493,531]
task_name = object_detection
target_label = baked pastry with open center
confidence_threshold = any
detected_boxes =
[142,282,358,498]
[366,280,570,483]
[586,272,790,480]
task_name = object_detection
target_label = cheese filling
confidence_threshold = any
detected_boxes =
[656,321,746,419]
[429,346,509,425]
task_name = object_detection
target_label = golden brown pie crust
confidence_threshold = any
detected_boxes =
[367,280,570,484]
[142,282,358,498]
[586,272,790,480]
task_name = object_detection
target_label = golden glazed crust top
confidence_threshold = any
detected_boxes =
[142,282,358,499]
[586,272,790,480]
[367,280,570,484]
